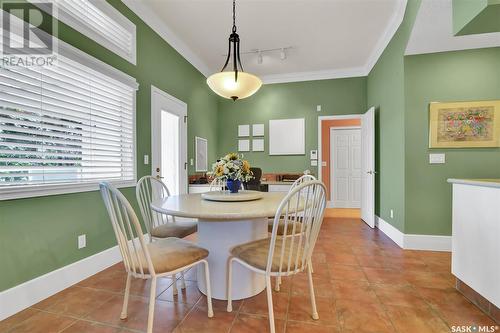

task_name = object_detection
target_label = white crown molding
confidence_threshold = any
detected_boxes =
[261,66,367,85]
[121,0,211,77]
[375,215,452,251]
[123,1,408,84]
[0,245,122,321]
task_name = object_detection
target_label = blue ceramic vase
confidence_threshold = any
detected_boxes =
[226,179,241,193]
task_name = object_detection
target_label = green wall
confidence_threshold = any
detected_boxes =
[0,0,218,291]
[453,0,500,35]
[366,0,421,231]
[404,47,500,235]
[216,78,367,173]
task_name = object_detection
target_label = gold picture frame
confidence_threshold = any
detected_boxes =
[429,100,500,148]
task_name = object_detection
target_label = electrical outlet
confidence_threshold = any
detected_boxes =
[390,209,394,219]
[143,155,149,165]
[78,234,86,249]
[316,105,322,112]
[190,158,194,166]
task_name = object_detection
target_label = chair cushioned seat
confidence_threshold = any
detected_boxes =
[268,219,303,235]
[135,237,208,274]
[231,237,303,272]
[151,221,197,239]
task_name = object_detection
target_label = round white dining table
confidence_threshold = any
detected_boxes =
[150,191,286,300]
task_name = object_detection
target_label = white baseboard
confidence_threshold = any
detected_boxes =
[0,245,121,321]
[375,215,451,252]
[375,215,404,247]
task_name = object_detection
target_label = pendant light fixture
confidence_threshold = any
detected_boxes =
[206,0,262,101]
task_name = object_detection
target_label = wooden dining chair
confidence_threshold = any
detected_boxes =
[136,176,197,294]
[100,182,213,333]
[227,180,327,333]
[268,174,317,290]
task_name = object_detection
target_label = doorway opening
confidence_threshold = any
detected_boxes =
[151,86,188,195]
[330,127,361,208]
[318,109,375,228]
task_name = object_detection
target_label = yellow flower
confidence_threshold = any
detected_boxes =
[226,153,238,161]
[242,160,250,173]
[215,165,224,177]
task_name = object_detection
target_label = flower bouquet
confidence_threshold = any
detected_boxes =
[211,153,253,193]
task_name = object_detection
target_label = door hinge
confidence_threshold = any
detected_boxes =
[184,162,187,170]
[184,116,187,123]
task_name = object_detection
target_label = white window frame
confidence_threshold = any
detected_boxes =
[32,0,137,65]
[0,14,138,200]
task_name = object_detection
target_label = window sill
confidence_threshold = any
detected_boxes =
[0,180,137,201]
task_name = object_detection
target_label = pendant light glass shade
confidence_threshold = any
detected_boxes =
[206,71,262,101]
[207,0,261,101]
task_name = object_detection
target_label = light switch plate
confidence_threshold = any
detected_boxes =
[311,160,318,166]
[316,105,322,112]
[78,234,86,249]
[143,155,149,165]
[429,153,445,164]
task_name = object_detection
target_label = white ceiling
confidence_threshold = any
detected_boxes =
[124,0,406,83]
[406,0,500,55]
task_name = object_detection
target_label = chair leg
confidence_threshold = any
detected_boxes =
[307,261,319,320]
[265,275,276,333]
[275,276,281,291]
[203,261,214,318]
[226,257,234,312]
[172,274,178,296]
[180,271,186,289]
[147,276,157,333]
[120,273,131,319]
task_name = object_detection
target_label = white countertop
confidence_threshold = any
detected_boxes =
[447,178,500,189]
[151,192,287,220]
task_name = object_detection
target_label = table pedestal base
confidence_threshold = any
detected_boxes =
[196,218,268,300]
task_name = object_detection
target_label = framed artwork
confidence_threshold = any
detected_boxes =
[238,124,250,137]
[269,118,305,155]
[252,139,264,152]
[429,100,500,148]
[195,137,208,172]
[238,139,250,152]
[252,124,264,136]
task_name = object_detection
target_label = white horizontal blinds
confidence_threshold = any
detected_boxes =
[57,0,135,62]
[0,55,135,187]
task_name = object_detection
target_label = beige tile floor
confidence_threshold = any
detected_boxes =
[1,218,497,333]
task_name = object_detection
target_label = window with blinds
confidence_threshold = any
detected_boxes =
[0,48,137,198]
[33,0,136,64]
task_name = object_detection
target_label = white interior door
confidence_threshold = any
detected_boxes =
[330,128,361,208]
[151,86,187,195]
[361,107,375,228]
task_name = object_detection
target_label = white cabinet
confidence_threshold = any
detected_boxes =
[449,179,500,308]
[268,184,292,192]
[188,185,211,194]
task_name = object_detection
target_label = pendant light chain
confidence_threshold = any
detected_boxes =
[232,0,237,33]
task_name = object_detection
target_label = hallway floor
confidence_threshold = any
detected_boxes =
[1,218,497,333]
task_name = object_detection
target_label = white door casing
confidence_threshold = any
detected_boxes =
[361,107,375,228]
[151,85,188,194]
[330,128,362,208]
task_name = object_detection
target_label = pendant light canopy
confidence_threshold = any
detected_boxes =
[206,0,262,101]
